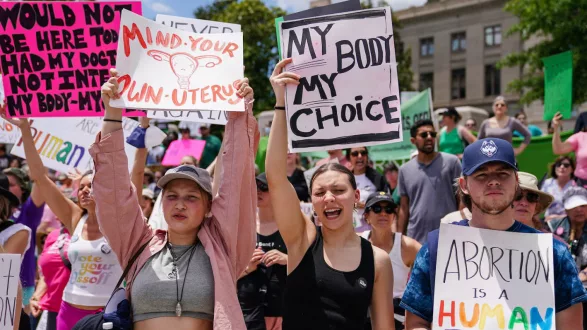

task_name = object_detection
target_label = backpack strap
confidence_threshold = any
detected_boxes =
[113,237,153,293]
[58,226,72,271]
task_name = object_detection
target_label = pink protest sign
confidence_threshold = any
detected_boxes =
[162,139,206,166]
[0,1,144,117]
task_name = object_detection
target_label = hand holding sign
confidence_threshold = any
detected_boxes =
[270,58,301,105]
[101,69,122,108]
[0,104,30,129]
[551,112,563,130]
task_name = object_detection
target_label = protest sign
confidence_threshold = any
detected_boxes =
[161,139,206,166]
[279,8,402,152]
[10,117,139,173]
[146,16,242,125]
[542,51,573,121]
[111,10,245,112]
[433,224,555,330]
[0,1,143,118]
[157,14,240,34]
[0,118,20,144]
[0,254,21,330]
[275,0,361,59]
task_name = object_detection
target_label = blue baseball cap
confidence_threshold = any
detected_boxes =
[462,138,518,176]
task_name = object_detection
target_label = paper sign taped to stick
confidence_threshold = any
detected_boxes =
[433,224,555,329]
[0,1,144,118]
[279,8,402,152]
[10,117,139,173]
[157,14,241,34]
[0,254,22,330]
[161,139,206,166]
[111,10,245,112]
[146,15,242,125]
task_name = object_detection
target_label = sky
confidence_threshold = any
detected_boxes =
[141,0,427,20]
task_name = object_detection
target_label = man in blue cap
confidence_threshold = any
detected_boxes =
[400,138,587,329]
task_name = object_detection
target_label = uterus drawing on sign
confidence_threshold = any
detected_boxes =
[147,50,222,90]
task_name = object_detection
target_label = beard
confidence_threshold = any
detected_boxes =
[417,143,435,154]
[470,193,516,216]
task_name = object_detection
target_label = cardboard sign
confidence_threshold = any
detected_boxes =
[146,16,242,125]
[161,139,206,166]
[543,51,573,121]
[279,8,402,152]
[0,1,143,117]
[0,254,21,330]
[10,117,139,173]
[111,10,245,112]
[156,14,241,34]
[433,224,555,330]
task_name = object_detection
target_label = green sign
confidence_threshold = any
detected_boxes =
[542,50,573,121]
[275,16,284,59]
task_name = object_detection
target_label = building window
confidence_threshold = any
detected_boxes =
[420,37,434,57]
[485,64,501,96]
[451,69,466,100]
[419,72,433,92]
[485,25,502,47]
[451,32,466,52]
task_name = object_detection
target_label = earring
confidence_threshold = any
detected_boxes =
[205,211,213,218]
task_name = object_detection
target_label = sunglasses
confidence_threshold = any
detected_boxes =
[418,131,437,139]
[351,150,368,157]
[370,204,395,214]
[256,181,269,192]
[515,191,539,203]
[557,162,572,168]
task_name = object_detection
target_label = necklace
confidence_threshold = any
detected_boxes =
[167,242,197,317]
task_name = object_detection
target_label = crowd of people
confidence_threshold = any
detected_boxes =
[0,58,586,330]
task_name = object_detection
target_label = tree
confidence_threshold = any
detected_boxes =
[361,0,414,91]
[194,0,285,114]
[499,0,587,105]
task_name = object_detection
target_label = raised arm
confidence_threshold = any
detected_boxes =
[459,125,477,144]
[265,58,315,260]
[0,110,81,233]
[130,117,151,204]
[89,69,152,270]
[209,78,259,277]
[552,112,575,155]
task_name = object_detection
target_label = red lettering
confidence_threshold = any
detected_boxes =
[214,41,226,52]
[201,40,212,51]
[211,85,225,102]
[228,97,241,105]
[128,81,147,102]
[172,89,187,106]
[117,74,132,96]
[438,300,456,327]
[156,31,170,47]
[189,36,203,51]
[171,34,182,49]
[222,42,239,57]
[146,86,164,104]
[122,23,147,57]
[222,84,234,96]
[189,88,200,104]
[200,86,211,103]
[146,27,153,44]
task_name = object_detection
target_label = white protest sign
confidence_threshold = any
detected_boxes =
[146,15,242,125]
[149,192,168,230]
[433,224,555,329]
[279,7,402,152]
[0,118,20,144]
[10,118,139,173]
[0,254,22,330]
[156,14,241,34]
[111,10,245,112]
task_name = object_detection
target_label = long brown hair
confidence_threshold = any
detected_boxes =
[0,195,12,222]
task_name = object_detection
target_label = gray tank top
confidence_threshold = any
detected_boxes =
[131,242,215,321]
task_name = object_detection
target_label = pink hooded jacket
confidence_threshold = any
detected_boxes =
[89,100,259,330]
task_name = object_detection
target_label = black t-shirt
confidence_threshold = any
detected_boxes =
[237,230,288,328]
[288,168,310,202]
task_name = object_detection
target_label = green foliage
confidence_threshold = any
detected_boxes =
[194,0,286,114]
[499,0,587,105]
[361,0,414,91]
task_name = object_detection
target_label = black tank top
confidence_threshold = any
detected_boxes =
[283,227,375,330]
[237,230,288,329]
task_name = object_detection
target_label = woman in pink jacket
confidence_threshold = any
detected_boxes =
[93,69,259,330]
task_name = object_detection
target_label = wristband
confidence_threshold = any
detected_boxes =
[103,118,122,123]
[274,106,286,111]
